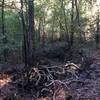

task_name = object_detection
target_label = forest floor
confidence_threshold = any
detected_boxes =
[0,48,100,100]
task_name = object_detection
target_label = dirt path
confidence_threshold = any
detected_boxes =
[70,49,100,99]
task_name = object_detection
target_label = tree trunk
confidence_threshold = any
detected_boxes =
[75,0,80,25]
[2,0,8,62]
[59,18,65,40]
[41,12,46,47]
[27,0,34,67]
[37,18,41,46]
[20,0,28,67]
[51,11,56,42]
[70,0,74,48]
[96,14,100,49]
[60,0,69,41]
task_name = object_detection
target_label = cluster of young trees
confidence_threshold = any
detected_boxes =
[0,0,100,65]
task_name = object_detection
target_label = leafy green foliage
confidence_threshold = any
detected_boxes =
[0,10,22,55]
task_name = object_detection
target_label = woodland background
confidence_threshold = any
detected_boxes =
[0,0,100,100]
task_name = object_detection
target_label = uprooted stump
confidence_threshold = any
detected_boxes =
[10,62,79,99]
[0,55,95,99]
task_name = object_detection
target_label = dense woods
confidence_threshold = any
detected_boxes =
[0,0,100,100]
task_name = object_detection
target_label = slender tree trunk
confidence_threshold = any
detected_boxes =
[75,0,83,42]
[59,18,65,40]
[2,0,7,62]
[70,0,74,48]
[75,0,80,25]
[51,13,55,42]
[96,14,100,49]
[60,0,69,41]
[37,18,41,46]
[2,0,4,36]
[20,0,28,66]
[24,0,28,30]
[41,13,46,47]
[27,0,34,67]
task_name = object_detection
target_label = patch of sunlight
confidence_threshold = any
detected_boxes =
[0,75,11,88]
[86,0,100,18]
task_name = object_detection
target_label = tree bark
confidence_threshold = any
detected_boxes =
[1,0,8,62]
[70,0,74,48]
[51,11,56,42]
[75,0,80,25]
[20,0,28,66]
[60,0,69,41]
[96,14,100,49]
[27,0,35,67]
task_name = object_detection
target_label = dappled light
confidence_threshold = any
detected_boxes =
[0,0,100,99]
[0,74,11,87]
